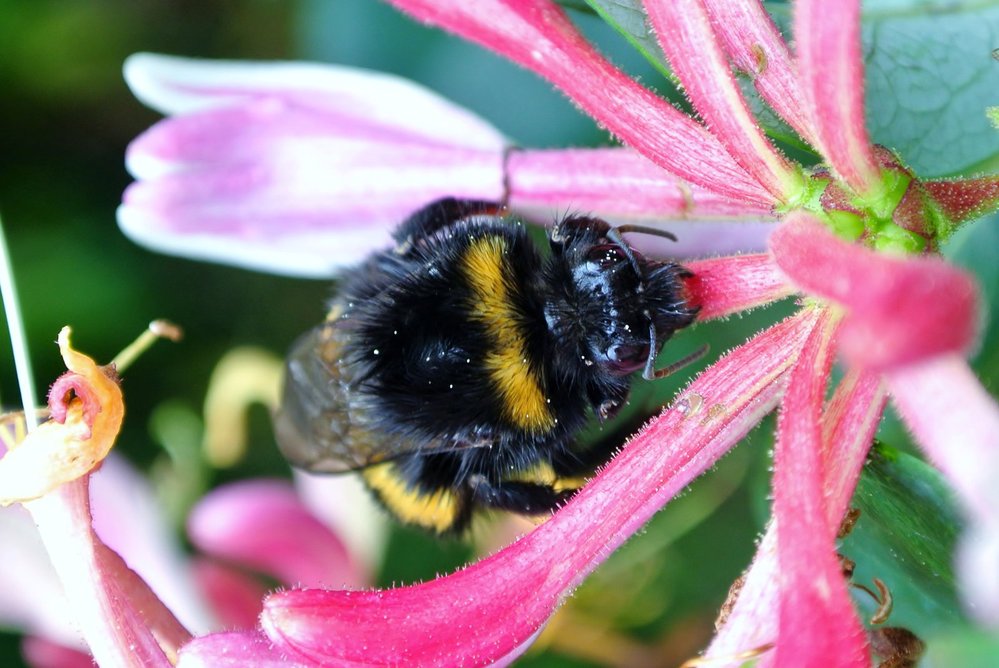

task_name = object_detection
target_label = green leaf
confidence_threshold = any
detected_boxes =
[376,525,473,587]
[739,76,820,158]
[580,0,674,82]
[861,1,999,177]
[840,444,966,638]
[922,629,999,668]
[765,1,999,175]
[944,212,999,380]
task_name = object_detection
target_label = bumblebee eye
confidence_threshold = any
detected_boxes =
[606,342,650,374]
[586,244,629,268]
[586,243,647,273]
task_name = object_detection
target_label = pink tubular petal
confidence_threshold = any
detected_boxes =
[708,369,885,664]
[386,0,773,205]
[819,370,888,520]
[507,148,772,220]
[706,527,779,666]
[628,219,779,259]
[124,98,503,181]
[701,0,816,145]
[773,311,869,667]
[887,354,999,531]
[887,355,999,627]
[684,254,793,321]
[644,0,801,201]
[292,471,387,579]
[259,310,819,665]
[124,53,507,151]
[121,61,507,277]
[794,0,882,196]
[120,103,505,277]
[507,147,780,258]
[770,213,979,369]
[91,456,216,635]
[21,637,93,668]
[24,479,190,667]
[118,200,398,278]
[190,559,268,630]
[178,631,310,668]
[188,480,363,590]
[0,504,82,649]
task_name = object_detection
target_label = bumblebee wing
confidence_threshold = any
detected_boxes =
[273,321,490,473]
[273,321,376,472]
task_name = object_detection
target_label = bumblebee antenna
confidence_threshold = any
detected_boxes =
[606,224,680,277]
[614,224,679,242]
[642,319,708,381]
[605,226,644,275]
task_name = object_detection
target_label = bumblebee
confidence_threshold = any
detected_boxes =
[273,198,698,534]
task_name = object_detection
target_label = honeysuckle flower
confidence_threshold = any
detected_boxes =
[112,0,999,665]
[90,456,217,635]
[187,479,366,591]
[0,327,371,665]
[0,327,193,666]
[0,384,216,664]
[119,54,777,276]
[0,453,217,667]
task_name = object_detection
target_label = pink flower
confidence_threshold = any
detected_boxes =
[0,329,369,665]
[0,328,194,667]
[119,53,778,276]
[108,0,999,665]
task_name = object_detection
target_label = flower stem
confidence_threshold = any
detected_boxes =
[0,215,39,431]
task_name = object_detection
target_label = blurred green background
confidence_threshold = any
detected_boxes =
[1,0,997,666]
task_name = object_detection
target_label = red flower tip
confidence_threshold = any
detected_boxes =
[771,215,979,369]
[683,254,793,321]
[925,176,999,226]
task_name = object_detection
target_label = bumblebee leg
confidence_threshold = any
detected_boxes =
[587,380,631,423]
[393,198,505,253]
[469,476,575,515]
[550,412,649,479]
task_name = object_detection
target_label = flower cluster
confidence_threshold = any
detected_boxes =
[2,0,996,666]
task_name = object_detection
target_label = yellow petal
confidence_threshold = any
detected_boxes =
[0,327,123,505]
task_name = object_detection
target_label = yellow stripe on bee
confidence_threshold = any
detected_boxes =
[361,462,462,534]
[462,236,555,433]
[508,461,587,493]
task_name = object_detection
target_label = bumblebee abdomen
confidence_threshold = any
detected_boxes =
[339,220,569,449]
[361,461,471,534]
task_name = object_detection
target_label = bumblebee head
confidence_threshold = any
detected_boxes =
[547,215,698,380]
